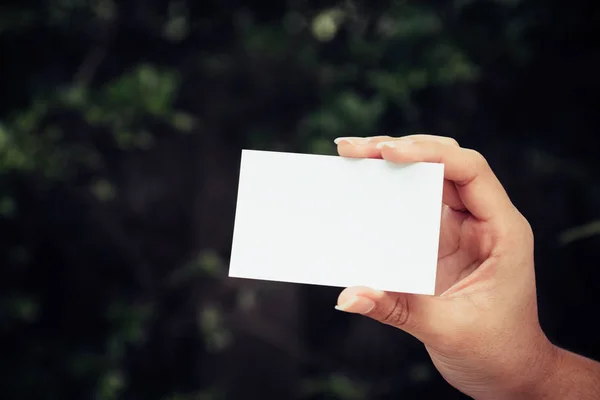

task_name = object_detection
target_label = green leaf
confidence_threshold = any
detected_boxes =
[311,8,345,41]
[0,196,16,217]
[96,370,125,400]
[90,179,116,202]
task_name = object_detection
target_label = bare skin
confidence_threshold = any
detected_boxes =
[334,135,600,400]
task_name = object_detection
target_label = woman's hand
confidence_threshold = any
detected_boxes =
[334,135,557,400]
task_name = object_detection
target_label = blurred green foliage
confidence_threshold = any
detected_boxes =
[1,0,599,399]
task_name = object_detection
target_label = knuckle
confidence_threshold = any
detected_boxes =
[519,213,535,244]
[466,149,489,169]
[382,296,410,327]
[446,137,460,147]
[504,208,534,236]
[497,212,534,249]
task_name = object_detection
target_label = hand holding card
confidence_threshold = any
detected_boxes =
[227,135,600,400]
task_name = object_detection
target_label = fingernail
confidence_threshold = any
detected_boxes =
[376,140,412,149]
[376,141,395,149]
[335,296,375,314]
[365,135,388,141]
[334,137,367,145]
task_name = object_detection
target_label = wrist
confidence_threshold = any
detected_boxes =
[506,338,562,399]
[526,341,563,398]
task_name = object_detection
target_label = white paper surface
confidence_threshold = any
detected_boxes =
[228,149,444,295]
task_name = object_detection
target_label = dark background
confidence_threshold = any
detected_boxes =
[1,0,599,399]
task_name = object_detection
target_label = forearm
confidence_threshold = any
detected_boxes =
[527,346,600,399]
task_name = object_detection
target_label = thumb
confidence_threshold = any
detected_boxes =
[336,286,447,342]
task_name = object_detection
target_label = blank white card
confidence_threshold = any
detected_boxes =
[229,149,444,295]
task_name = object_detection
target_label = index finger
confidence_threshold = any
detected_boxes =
[377,140,514,221]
